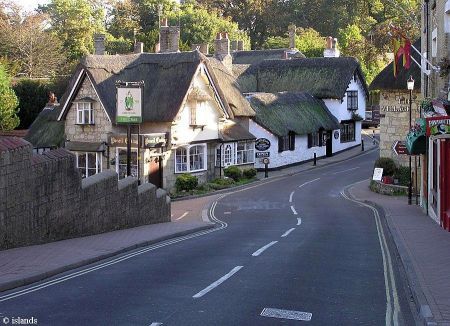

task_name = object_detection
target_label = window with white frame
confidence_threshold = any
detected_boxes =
[236,141,254,164]
[76,152,102,178]
[116,148,138,179]
[223,144,233,166]
[340,121,355,142]
[175,144,207,173]
[76,102,94,124]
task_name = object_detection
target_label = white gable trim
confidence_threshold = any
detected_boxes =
[57,70,112,122]
[57,69,84,121]
[85,73,111,122]
[201,63,230,119]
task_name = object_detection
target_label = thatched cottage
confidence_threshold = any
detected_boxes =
[232,40,369,168]
[26,31,256,191]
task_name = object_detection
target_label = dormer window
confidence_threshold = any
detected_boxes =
[76,102,94,125]
[347,91,358,111]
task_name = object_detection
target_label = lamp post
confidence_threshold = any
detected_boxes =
[407,76,415,205]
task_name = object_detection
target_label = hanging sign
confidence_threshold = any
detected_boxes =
[108,134,139,148]
[426,116,450,136]
[255,138,271,151]
[141,133,167,148]
[116,86,142,123]
[392,140,409,155]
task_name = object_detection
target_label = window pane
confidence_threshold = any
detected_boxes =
[176,147,187,172]
[77,109,83,124]
[190,145,204,170]
[87,153,96,168]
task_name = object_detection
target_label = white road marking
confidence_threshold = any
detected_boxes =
[192,266,243,298]
[289,191,295,203]
[332,167,360,175]
[223,212,231,215]
[281,228,295,237]
[252,241,278,257]
[298,178,320,188]
[149,323,162,326]
[260,308,312,321]
[341,181,400,326]
[290,205,298,215]
[297,218,302,226]
[175,212,189,220]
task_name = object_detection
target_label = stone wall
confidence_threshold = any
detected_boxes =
[379,90,422,166]
[0,138,171,250]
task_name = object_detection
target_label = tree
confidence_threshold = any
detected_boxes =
[263,28,324,58]
[0,64,19,131]
[0,12,68,78]
[41,0,106,61]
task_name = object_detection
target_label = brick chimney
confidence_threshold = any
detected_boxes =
[214,32,232,71]
[288,24,296,49]
[323,36,340,57]
[94,34,106,55]
[191,43,209,55]
[159,18,180,53]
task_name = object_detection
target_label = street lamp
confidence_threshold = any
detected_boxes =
[407,76,415,205]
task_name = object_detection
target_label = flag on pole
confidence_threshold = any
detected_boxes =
[392,36,412,77]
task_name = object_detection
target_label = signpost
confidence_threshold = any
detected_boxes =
[116,81,144,178]
[372,168,383,181]
[392,140,409,155]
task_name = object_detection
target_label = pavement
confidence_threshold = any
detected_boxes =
[348,180,450,326]
[0,133,379,295]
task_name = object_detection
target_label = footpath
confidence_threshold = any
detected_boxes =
[0,135,377,294]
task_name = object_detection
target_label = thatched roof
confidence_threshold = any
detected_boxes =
[248,92,340,137]
[232,49,305,65]
[236,57,369,100]
[58,51,254,123]
[370,39,421,91]
[221,122,256,142]
[25,105,65,148]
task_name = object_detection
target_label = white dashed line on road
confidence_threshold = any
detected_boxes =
[290,205,298,215]
[260,308,312,321]
[298,178,320,188]
[223,212,231,215]
[281,228,295,237]
[175,212,189,220]
[252,241,278,257]
[332,167,360,175]
[192,266,243,298]
[297,218,302,225]
[149,323,163,326]
[289,191,295,203]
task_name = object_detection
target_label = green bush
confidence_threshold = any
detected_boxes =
[175,173,198,192]
[243,168,257,179]
[224,166,242,181]
[209,178,234,190]
[394,166,410,186]
[374,157,397,176]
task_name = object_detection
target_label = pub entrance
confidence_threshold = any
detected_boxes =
[148,155,163,188]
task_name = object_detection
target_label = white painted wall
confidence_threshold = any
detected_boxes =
[323,76,365,153]
[249,120,326,169]
[171,73,222,145]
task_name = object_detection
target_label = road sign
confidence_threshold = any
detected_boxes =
[392,140,409,155]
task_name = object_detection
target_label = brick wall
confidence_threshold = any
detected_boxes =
[0,138,171,250]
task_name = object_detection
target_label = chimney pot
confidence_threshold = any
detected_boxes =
[161,18,168,27]
[288,24,296,49]
[134,42,144,53]
[94,33,106,55]
[326,36,333,49]
[324,36,340,57]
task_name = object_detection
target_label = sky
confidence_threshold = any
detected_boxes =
[11,0,50,12]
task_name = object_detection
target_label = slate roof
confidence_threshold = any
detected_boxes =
[0,136,30,152]
[236,57,369,100]
[370,39,422,91]
[24,105,65,149]
[248,92,340,137]
[232,49,305,65]
[59,51,254,123]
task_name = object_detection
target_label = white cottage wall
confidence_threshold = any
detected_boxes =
[249,120,326,169]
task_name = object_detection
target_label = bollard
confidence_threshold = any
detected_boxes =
[313,153,316,166]
[264,162,269,178]
[361,139,364,151]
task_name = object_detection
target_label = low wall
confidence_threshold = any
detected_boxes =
[370,180,408,196]
[0,138,171,250]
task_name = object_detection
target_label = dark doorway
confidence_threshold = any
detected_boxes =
[148,156,162,188]
[326,131,333,157]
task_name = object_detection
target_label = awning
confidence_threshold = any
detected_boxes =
[65,141,106,152]
[406,118,426,155]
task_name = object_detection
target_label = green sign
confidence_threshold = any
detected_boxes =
[117,87,142,124]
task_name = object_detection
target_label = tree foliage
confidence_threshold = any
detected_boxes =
[0,64,19,131]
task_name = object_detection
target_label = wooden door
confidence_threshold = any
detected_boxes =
[148,156,162,188]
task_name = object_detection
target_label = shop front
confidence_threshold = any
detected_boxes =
[107,133,168,188]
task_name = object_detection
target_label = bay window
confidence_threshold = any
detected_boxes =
[175,144,207,173]
[76,152,102,178]
[216,141,254,166]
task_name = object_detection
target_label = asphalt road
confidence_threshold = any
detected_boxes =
[0,149,416,325]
